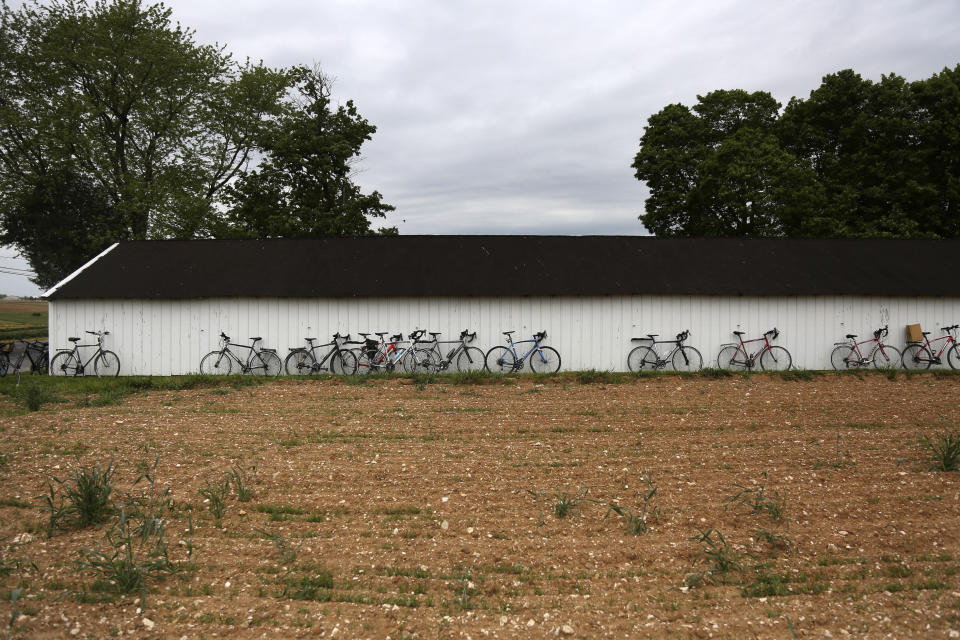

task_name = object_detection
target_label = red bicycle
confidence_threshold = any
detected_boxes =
[901,324,960,369]
[830,325,900,370]
[717,328,791,371]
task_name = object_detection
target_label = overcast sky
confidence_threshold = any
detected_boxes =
[2,0,959,296]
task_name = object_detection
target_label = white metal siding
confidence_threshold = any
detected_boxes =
[48,296,960,375]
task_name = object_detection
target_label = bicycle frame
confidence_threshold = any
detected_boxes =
[917,332,955,360]
[725,332,773,368]
[631,332,688,368]
[57,333,106,373]
[833,327,893,367]
[216,337,273,373]
[504,334,547,367]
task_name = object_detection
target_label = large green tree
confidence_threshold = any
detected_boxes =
[224,68,396,238]
[633,89,822,236]
[634,66,960,238]
[1,0,394,289]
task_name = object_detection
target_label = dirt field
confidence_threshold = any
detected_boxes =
[1,372,959,639]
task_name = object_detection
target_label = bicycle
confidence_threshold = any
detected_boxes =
[50,330,120,377]
[627,329,703,372]
[716,328,791,371]
[485,330,560,373]
[901,324,959,369]
[350,332,410,374]
[829,325,901,370]
[421,330,485,373]
[284,333,358,375]
[200,332,282,376]
[0,340,49,377]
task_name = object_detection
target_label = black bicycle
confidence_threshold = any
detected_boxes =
[627,330,703,372]
[50,330,119,377]
[422,330,485,373]
[284,333,358,375]
[200,333,282,376]
[0,340,49,377]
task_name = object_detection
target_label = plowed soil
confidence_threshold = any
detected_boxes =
[1,372,960,639]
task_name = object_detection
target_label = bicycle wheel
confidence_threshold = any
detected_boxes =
[330,349,358,375]
[716,345,747,370]
[257,351,282,376]
[901,343,932,369]
[671,346,703,372]
[352,349,375,375]
[872,344,901,370]
[529,346,561,373]
[94,350,120,377]
[760,346,791,371]
[200,350,232,375]
[50,351,82,376]
[455,346,486,372]
[948,344,960,370]
[285,350,316,375]
[402,348,438,374]
[626,345,658,371]
[485,346,517,373]
[830,345,857,369]
[35,351,49,375]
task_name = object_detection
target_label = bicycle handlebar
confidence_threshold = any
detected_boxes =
[874,325,889,339]
[943,324,959,333]
[460,330,476,342]
[764,328,779,340]
[676,329,690,342]
[534,330,547,341]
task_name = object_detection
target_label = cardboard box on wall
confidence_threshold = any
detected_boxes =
[906,323,923,342]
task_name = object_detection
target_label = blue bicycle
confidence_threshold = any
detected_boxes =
[485,330,561,373]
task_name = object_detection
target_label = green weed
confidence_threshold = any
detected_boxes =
[603,472,660,535]
[227,462,256,502]
[44,462,115,535]
[922,419,960,472]
[724,475,786,522]
[199,477,230,525]
[684,528,745,588]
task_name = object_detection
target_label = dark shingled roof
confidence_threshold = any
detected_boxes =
[44,236,960,300]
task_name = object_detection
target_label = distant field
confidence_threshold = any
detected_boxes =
[0,298,47,340]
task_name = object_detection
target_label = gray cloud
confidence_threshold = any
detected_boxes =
[2,0,958,295]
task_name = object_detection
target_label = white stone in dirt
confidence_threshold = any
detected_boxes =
[561,625,575,635]
[440,520,449,530]
[142,618,155,630]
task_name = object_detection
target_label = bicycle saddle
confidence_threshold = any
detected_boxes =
[503,330,515,336]
[845,334,857,339]
[375,332,388,337]
[429,332,442,337]
[922,331,931,336]
[733,331,745,336]
[646,334,658,339]
[69,337,80,342]
[358,333,370,338]
[250,336,262,342]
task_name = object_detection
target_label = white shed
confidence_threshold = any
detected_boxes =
[43,236,960,374]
